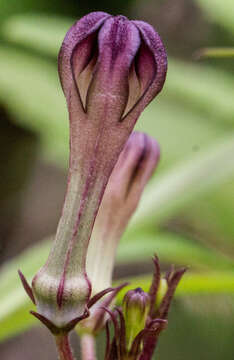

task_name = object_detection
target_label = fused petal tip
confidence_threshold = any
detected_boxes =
[58,12,110,100]
[58,12,167,123]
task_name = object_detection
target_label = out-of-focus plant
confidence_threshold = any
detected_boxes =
[195,47,234,59]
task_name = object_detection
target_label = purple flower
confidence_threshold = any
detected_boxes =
[19,12,167,334]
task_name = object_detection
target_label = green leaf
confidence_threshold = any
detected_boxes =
[195,0,234,34]
[0,300,36,341]
[118,231,234,271]
[164,59,234,128]
[0,45,69,166]
[129,134,234,229]
[195,47,234,59]
[1,14,72,57]
[183,178,234,249]
[0,240,50,341]
[0,240,50,296]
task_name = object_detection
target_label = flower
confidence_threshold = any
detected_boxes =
[87,132,160,295]
[77,131,160,336]
[19,12,167,334]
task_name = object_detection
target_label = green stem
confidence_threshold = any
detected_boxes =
[55,333,76,360]
[80,334,97,360]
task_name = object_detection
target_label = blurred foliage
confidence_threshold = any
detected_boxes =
[157,295,234,360]
[195,0,234,34]
[0,1,234,359]
[0,0,133,19]
[195,47,234,59]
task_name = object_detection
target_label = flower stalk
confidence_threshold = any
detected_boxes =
[55,333,76,360]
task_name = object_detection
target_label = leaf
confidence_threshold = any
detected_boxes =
[184,178,234,249]
[195,47,234,59]
[0,299,36,341]
[118,231,234,271]
[1,14,72,57]
[0,45,69,166]
[0,240,50,297]
[195,0,234,34]
[164,59,234,128]
[0,240,50,341]
[129,134,234,230]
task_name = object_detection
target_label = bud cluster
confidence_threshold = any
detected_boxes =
[104,257,186,360]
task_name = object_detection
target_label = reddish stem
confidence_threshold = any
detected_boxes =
[55,333,76,360]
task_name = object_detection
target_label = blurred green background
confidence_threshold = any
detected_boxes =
[0,0,234,359]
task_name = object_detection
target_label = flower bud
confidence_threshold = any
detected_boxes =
[77,132,160,336]
[104,258,186,360]
[22,12,167,333]
[123,288,150,351]
[86,132,160,296]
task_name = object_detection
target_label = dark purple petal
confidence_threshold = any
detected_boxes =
[86,16,141,121]
[133,20,167,99]
[123,20,167,127]
[58,12,110,113]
